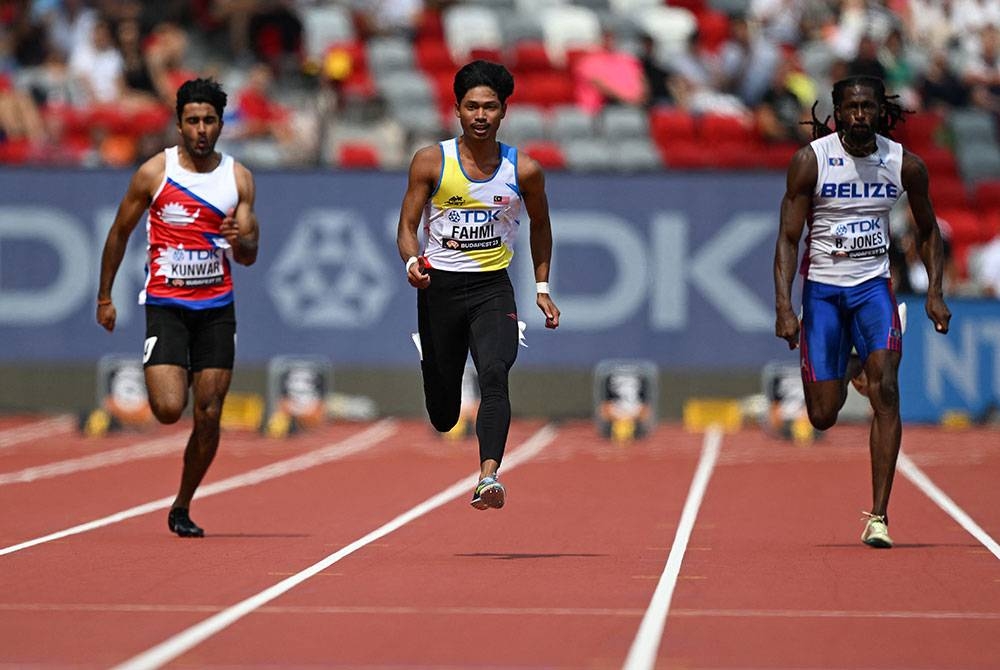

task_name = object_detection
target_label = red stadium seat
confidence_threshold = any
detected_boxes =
[511,40,555,73]
[659,139,716,168]
[337,142,381,169]
[930,175,972,209]
[521,141,566,170]
[974,179,1000,208]
[697,112,756,145]
[511,71,576,108]
[649,107,696,148]
[936,207,988,246]
[415,37,455,75]
[919,145,959,178]
[894,111,945,152]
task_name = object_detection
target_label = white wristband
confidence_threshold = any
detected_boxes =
[405,256,418,272]
[535,281,550,294]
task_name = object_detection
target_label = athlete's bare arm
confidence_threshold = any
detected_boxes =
[519,153,560,329]
[223,162,259,266]
[96,153,165,332]
[774,145,818,349]
[901,149,951,334]
[396,145,440,289]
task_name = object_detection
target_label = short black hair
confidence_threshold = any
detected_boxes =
[175,78,228,122]
[453,60,514,105]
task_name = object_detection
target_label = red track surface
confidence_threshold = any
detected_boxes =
[0,416,997,668]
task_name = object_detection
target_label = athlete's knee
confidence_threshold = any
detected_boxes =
[150,398,185,425]
[807,407,838,431]
[866,374,900,412]
[192,395,224,426]
[427,406,460,433]
[477,360,510,398]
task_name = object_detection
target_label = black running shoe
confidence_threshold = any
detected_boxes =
[168,507,204,537]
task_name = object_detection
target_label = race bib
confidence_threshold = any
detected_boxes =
[154,246,225,287]
[831,217,888,259]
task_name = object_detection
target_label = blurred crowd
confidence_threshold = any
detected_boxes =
[1,0,1000,296]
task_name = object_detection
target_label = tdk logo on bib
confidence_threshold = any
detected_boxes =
[820,182,899,199]
[447,209,501,224]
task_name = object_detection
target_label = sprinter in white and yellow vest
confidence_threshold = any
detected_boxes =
[396,60,560,511]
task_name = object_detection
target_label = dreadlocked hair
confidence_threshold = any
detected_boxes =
[803,76,911,141]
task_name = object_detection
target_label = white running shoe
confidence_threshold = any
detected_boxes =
[861,512,893,548]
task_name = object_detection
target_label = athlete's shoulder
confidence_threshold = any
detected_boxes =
[133,150,167,192]
[515,148,543,181]
[409,143,444,177]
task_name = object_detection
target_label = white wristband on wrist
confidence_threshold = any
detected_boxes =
[405,256,418,272]
[535,281,550,294]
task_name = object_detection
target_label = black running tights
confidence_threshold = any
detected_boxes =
[417,269,519,466]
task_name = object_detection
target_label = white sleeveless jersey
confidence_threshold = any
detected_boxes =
[422,138,521,272]
[804,133,904,287]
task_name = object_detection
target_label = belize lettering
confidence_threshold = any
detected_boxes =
[820,182,899,199]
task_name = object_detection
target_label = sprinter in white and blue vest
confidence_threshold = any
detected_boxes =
[774,76,952,548]
[396,60,560,511]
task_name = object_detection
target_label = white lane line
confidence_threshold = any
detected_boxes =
[0,432,187,486]
[0,415,76,449]
[622,426,723,670]
[0,420,397,557]
[898,450,1000,560]
[111,423,558,670]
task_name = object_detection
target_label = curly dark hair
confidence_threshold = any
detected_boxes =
[453,60,515,105]
[175,78,228,122]
[804,76,910,140]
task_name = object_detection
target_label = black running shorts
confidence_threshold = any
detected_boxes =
[143,302,236,371]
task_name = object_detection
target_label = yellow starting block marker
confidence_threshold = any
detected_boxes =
[222,393,265,432]
[683,398,743,433]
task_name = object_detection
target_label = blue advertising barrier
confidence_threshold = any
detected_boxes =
[1,167,791,369]
[899,296,1000,422]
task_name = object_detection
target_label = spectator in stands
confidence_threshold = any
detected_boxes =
[669,31,748,117]
[354,0,424,39]
[571,30,648,115]
[0,72,48,147]
[879,27,920,110]
[754,58,813,144]
[232,64,292,142]
[962,25,1000,114]
[144,21,197,106]
[117,16,160,104]
[918,49,971,111]
[889,206,955,295]
[970,230,1000,297]
[68,16,124,105]
[637,31,674,108]
[717,13,781,107]
[847,33,888,81]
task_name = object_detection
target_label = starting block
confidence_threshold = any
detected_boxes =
[683,398,743,433]
[82,354,155,436]
[265,355,332,437]
[761,361,820,444]
[443,363,479,440]
[593,359,658,442]
[221,392,265,431]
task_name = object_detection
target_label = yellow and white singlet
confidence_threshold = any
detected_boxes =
[422,138,521,272]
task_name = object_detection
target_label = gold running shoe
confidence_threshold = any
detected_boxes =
[861,512,893,548]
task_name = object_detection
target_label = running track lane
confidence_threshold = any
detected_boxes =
[111,422,710,669]
[657,423,1000,669]
[0,422,395,548]
[0,420,709,668]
